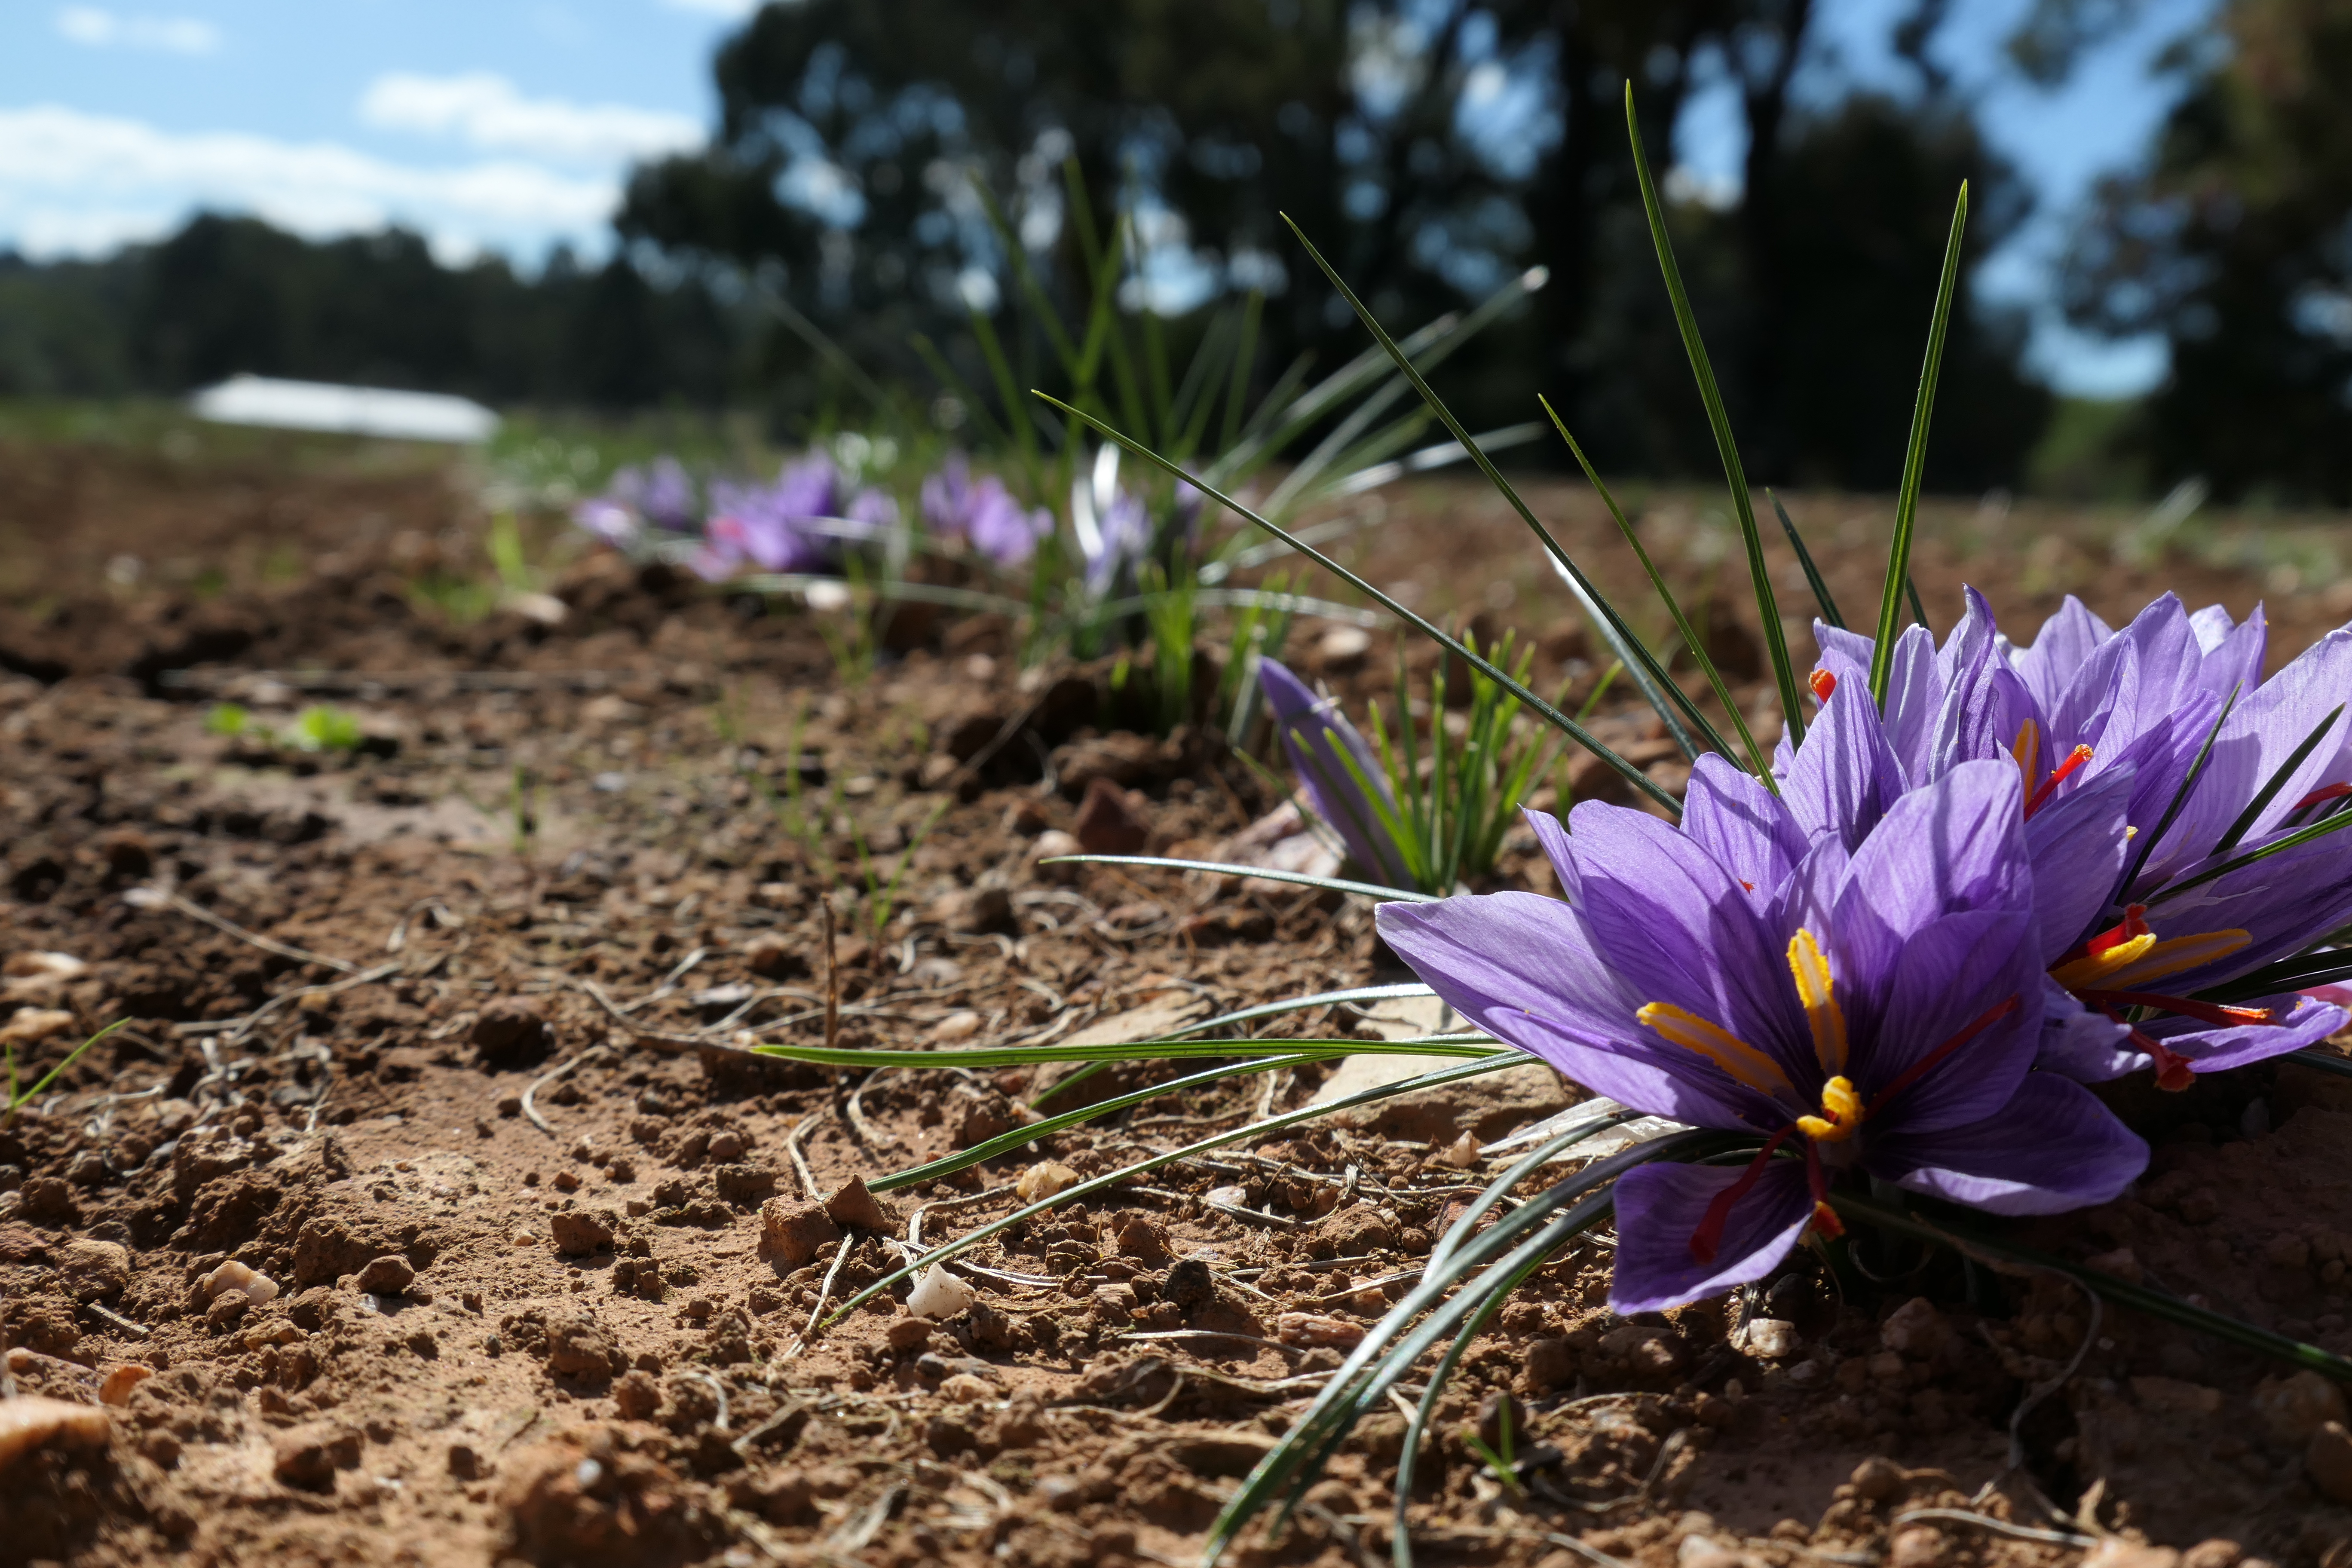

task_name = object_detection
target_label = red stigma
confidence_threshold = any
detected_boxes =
[2295,782,2352,812]
[1689,1127,1794,1264]
[1808,669,1838,702]
[2023,744,2095,819]
[2139,1034,2198,1092]
[1867,995,2023,1118]
[2058,905,2150,969]
[2079,989,2276,1030]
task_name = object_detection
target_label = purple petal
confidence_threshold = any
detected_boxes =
[1857,908,2042,1133]
[1867,1072,2148,1215]
[1608,1159,1814,1313]
[1681,754,1805,910]
[2136,992,2348,1075]
[2022,761,2136,962]
[2136,822,2352,989]
[2192,602,2266,702]
[1522,806,1577,902]
[1879,625,1943,786]
[1258,658,1411,888]
[1783,656,1905,852]
[1566,802,1812,1081]
[1831,759,2031,989]
[2015,596,2115,715]
[1372,893,1766,1130]
[2034,980,2142,1081]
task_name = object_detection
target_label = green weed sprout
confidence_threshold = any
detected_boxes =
[6,1019,129,1127]
[282,705,363,753]
[204,702,250,738]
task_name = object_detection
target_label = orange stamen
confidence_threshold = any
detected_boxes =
[1808,668,1838,702]
[2076,989,2277,1030]
[2295,782,2352,812]
[2023,744,2094,820]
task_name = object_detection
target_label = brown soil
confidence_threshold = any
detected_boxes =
[4,438,2352,1568]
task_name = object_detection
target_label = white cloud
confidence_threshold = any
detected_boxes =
[358,71,702,164]
[0,105,618,259]
[55,6,220,55]
[658,0,762,17]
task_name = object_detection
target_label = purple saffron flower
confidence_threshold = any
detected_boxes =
[1803,591,2352,1088]
[574,456,699,545]
[923,455,1052,567]
[1257,658,1416,890]
[1377,760,2149,1312]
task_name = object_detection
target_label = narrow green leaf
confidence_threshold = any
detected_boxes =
[2117,685,2239,899]
[750,1034,1498,1074]
[2214,703,2345,857]
[820,1054,1527,1325]
[1768,489,1846,630]
[1622,85,1808,744]
[1547,399,1772,781]
[2288,1047,2352,1081]
[884,1052,1324,1190]
[1277,221,1707,764]
[1871,181,1969,705]
[2197,952,2352,1006]
[1035,392,1686,816]
[2151,798,2352,903]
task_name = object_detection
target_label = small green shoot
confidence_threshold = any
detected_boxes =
[282,705,363,754]
[510,764,539,857]
[6,1019,129,1127]
[1459,1396,1523,1499]
[205,702,251,738]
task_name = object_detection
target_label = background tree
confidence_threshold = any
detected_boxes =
[2063,0,2352,500]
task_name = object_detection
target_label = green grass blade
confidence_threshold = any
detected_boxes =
[1622,85,1808,745]
[1871,181,1969,705]
[1393,1250,1546,1568]
[1176,983,1435,1037]
[749,1034,1498,1074]
[2289,1047,2352,1081]
[1208,1130,1734,1558]
[2198,952,2352,1005]
[2150,797,2352,904]
[1222,289,1265,453]
[818,1054,1526,1326]
[1830,1190,2352,1383]
[2213,703,2345,857]
[1768,489,1845,630]
[1280,218,1709,765]
[884,1052,1325,1190]
[1036,393,1685,816]
[1547,398,1771,780]
[5,1018,128,1117]
[2117,685,2239,898]
[963,308,1043,473]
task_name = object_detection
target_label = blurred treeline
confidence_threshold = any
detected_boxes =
[0,0,2345,500]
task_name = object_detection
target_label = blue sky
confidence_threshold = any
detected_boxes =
[0,0,2209,396]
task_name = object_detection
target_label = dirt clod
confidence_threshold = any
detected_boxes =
[823,1174,893,1231]
[356,1254,417,1295]
[551,1207,618,1256]
[273,1423,362,1489]
[758,1197,840,1265]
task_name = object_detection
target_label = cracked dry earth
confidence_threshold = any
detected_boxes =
[5,441,2352,1568]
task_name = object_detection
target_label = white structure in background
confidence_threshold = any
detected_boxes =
[189,374,499,443]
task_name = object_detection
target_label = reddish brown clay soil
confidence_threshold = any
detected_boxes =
[4,440,2352,1568]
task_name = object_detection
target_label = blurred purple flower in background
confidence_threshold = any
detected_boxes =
[1378,761,2149,1313]
[574,456,698,546]
[923,455,1053,567]
[685,453,901,582]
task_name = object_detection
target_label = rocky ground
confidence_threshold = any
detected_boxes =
[4,435,2352,1568]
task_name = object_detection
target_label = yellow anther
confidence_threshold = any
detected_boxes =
[2097,928,2252,990]
[1795,1075,1865,1143]
[2010,717,2039,799]
[1635,1002,1798,1101]
[1786,930,1848,1075]
[2049,931,2156,989]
